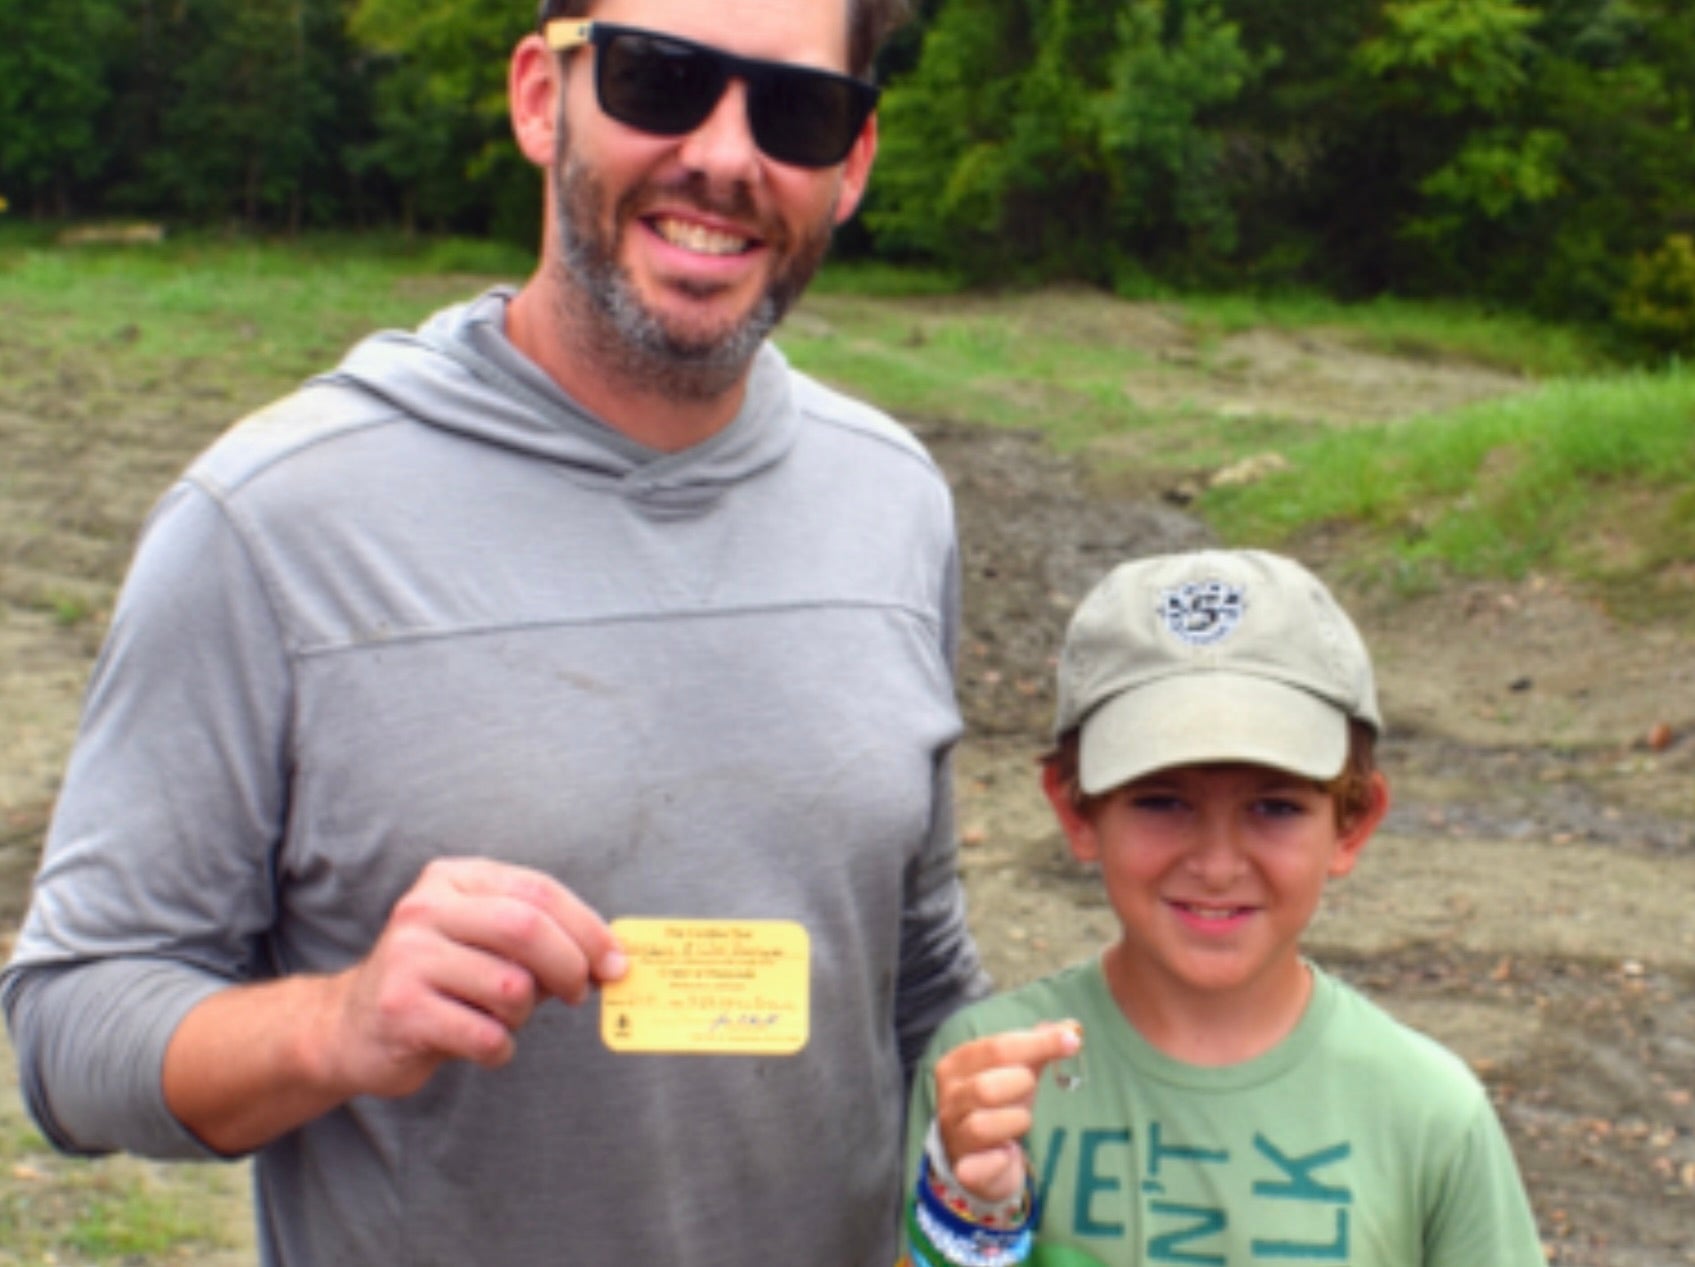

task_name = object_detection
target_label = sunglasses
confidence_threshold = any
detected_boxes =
[544,20,879,169]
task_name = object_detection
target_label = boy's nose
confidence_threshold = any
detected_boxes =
[1184,821,1249,885]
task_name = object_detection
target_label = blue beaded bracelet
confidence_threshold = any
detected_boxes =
[907,1154,1036,1267]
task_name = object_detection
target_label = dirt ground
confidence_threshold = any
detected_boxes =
[2,301,1693,1263]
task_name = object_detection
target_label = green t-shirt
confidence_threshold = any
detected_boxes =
[908,961,1544,1267]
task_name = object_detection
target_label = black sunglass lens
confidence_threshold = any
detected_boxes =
[750,73,871,167]
[599,32,724,135]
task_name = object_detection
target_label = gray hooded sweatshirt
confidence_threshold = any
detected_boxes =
[2,289,988,1266]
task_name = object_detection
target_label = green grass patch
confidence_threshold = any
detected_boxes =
[0,231,520,405]
[63,1184,213,1257]
[1173,291,1614,378]
[1202,367,1695,603]
[2,234,1676,613]
[811,258,966,297]
[783,289,1167,451]
[0,1098,247,1264]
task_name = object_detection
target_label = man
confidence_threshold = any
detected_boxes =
[1,2,988,1263]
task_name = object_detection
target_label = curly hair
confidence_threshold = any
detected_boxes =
[535,0,912,80]
[1043,720,1381,832]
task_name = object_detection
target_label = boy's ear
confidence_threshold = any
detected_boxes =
[1042,762,1101,864]
[1328,771,1390,879]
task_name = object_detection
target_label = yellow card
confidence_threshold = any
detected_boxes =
[601,918,810,1055]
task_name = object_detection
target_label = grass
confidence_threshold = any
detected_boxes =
[0,227,533,401]
[1171,290,1614,379]
[1,229,1685,616]
[0,1115,247,1265]
[0,231,1688,1262]
[785,267,1689,617]
[1202,368,1695,612]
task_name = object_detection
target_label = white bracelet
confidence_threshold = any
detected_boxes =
[923,1119,1030,1227]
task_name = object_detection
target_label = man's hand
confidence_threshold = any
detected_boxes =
[163,857,626,1154]
[931,1022,1081,1203]
[319,857,628,1098]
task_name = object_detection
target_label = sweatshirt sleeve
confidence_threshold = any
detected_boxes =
[1,477,294,1158]
[893,539,990,1081]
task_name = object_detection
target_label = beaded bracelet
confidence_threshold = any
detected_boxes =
[905,1151,1037,1267]
[907,1195,1033,1267]
[922,1120,1030,1229]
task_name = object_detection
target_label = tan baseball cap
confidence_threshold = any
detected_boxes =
[1054,550,1382,793]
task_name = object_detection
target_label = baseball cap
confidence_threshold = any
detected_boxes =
[1053,550,1381,793]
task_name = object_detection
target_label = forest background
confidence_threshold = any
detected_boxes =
[3,0,1695,360]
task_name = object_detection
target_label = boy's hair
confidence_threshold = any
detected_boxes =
[1043,719,1381,831]
[534,1,913,80]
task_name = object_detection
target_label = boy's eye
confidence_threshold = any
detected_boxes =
[1127,792,1185,813]
[1254,796,1311,819]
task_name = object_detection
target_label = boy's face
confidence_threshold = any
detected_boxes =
[1045,761,1388,1007]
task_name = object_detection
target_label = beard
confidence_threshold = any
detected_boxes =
[548,143,836,404]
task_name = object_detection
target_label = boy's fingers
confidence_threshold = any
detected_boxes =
[937,1021,1081,1083]
[947,1105,1036,1157]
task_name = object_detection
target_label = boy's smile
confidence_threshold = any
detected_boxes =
[1046,760,1388,1060]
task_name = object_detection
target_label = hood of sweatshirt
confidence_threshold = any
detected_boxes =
[319,286,798,517]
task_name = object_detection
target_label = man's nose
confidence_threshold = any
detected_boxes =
[675,79,763,185]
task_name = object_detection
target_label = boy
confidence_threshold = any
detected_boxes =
[902,549,1544,1267]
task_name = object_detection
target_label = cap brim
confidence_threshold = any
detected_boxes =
[1078,672,1350,793]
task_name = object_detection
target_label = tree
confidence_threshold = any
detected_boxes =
[349,0,536,238]
[869,0,1254,286]
[129,0,340,227]
[0,0,127,216]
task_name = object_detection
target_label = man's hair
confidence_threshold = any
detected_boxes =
[1043,720,1381,832]
[535,0,912,80]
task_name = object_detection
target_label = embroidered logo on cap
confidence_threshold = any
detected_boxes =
[1158,579,1246,647]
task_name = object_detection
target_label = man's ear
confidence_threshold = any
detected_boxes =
[510,34,562,168]
[1041,762,1101,866]
[830,112,878,227]
[1329,771,1390,879]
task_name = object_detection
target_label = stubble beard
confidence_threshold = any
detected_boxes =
[548,143,836,405]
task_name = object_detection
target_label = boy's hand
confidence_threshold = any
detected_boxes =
[932,1021,1082,1203]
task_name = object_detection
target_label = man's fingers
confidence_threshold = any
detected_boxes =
[404,858,625,1002]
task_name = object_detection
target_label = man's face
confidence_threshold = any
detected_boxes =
[546,0,874,401]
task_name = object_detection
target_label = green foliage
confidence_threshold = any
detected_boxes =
[0,0,127,214]
[0,0,1693,357]
[142,1,322,223]
[350,0,537,239]
[1355,0,1543,114]
[870,0,1255,284]
[1417,127,1567,220]
[1613,234,1695,355]
[863,0,1035,266]
[1096,0,1255,266]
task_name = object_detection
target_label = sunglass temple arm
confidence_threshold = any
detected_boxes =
[544,20,592,52]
